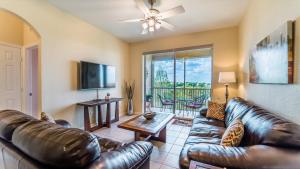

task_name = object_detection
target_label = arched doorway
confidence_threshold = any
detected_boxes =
[0,9,41,117]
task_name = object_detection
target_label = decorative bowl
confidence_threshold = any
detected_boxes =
[143,112,156,120]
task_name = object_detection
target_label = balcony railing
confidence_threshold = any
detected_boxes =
[149,87,211,112]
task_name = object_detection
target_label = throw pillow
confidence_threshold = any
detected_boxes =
[40,112,56,123]
[221,118,244,146]
[206,101,226,121]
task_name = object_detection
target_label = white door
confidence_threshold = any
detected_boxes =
[0,44,21,111]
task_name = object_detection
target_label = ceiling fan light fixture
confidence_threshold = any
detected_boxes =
[149,26,155,32]
[121,0,184,35]
[148,18,155,27]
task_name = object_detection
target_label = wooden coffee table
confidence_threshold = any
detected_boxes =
[118,113,174,143]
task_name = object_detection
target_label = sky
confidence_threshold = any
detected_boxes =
[153,57,212,83]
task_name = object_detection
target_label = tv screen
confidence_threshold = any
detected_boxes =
[79,61,116,89]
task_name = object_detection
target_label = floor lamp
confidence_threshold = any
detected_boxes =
[218,72,236,103]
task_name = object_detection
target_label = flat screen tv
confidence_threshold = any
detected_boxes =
[79,61,116,89]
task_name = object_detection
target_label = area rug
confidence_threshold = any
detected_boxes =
[172,118,192,127]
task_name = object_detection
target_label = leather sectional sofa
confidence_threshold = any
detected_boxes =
[0,110,153,169]
[180,97,300,169]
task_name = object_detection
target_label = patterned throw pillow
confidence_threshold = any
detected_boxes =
[40,112,56,123]
[221,118,244,146]
[206,101,226,121]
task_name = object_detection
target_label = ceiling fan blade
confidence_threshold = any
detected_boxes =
[119,18,144,22]
[161,20,175,31]
[159,6,185,19]
[135,0,149,15]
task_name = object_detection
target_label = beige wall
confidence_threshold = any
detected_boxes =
[0,10,23,45]
[0,0,130,128]
[238,0,300,123]
[130,27,239,113]
[0,10,40,46]
[23,23,40,46]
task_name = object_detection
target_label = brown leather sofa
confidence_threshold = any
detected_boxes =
[0,110,153,169]
[179,97,300,169]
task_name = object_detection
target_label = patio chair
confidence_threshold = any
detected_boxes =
[157,94,174,113]
[184,95,208,117]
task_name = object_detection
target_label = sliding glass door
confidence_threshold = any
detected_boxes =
[144,47,212,119]
[144,51,175,113]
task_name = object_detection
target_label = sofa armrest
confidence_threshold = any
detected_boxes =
[199,107,208,116]
[188,143,300,169]
[54,119,71,128]
[88,141,153,169]
[97,137,124,152]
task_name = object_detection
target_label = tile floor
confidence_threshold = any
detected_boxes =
[93,115,191,169]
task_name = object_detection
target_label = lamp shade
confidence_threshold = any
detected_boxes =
[218,72,236,84]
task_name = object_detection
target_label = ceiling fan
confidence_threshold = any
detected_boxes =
[120,0,185,34]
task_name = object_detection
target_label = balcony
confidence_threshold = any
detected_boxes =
[143,47,213,120]
[146,87,211,119]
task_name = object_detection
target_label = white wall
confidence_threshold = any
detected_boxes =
[0,0,130,128]
[238,0,300,123]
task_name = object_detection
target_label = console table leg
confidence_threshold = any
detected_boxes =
[115,101,119,121]
[97,105,102,128]
[106,103,111,128]
[84,106,91,131]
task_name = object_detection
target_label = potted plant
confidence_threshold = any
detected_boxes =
[125,81,135,115]
[146,95,153,102]
[145,95,153,112]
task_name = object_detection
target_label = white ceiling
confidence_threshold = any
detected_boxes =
[47,0,249,43]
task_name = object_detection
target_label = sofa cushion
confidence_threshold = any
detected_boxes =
[0,110,34,141]
[180,135,222,169]
[185,136,221,145]
[191,115,225,138]
[180,116,224,169]
[92,141,153,169]
[206,101,226,121]
[221,118,244,146]
[187,144,300,169]
[190,123,225,139]
[12,120,101,168]
[193,115,225,128]
[224,97,254,127]
[179,135,221,169]
[96,136,124,152]
[240,106,300,148]
[225,98,300,148]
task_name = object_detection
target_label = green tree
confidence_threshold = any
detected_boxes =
[154,66,169,87]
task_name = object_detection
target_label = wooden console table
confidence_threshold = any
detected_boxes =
[77,98,123,131]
